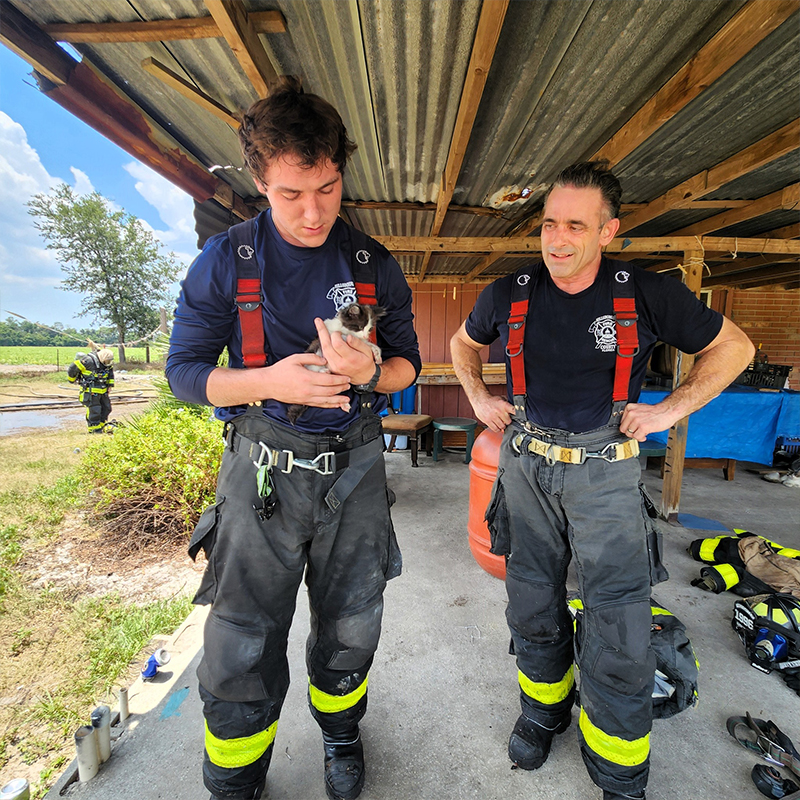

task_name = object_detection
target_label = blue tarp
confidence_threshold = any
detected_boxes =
[639,386,800,465]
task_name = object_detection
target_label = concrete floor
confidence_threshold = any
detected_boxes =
[46,449,800,800]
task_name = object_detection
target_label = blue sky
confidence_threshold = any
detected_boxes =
[0,45,199,329]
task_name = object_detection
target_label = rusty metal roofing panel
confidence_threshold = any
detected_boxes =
[457,0,745,212]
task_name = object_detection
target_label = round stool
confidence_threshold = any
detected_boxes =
[432,417,478,463]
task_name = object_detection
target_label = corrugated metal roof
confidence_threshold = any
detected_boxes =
[616,11,800,203]
[6,0,797,288]
[457,0,746,210]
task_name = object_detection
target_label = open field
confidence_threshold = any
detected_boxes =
[0,347,151,367]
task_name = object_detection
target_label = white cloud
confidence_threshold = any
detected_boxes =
[124,160,196,254]
[70,166,95,196]
[0,112,199,327]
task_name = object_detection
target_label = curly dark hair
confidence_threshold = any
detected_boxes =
[238,75,357,180]
[546,160,622,221]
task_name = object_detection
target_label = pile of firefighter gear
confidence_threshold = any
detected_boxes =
[727,713,800,799]
[568,595,700,719]
[689,530,800,695]
[66,349,115,433]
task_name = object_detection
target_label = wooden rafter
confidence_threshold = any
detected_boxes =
[373,235,800,255]
[43,11,287,43]
[618,119,800,234]
[0,2,253,217]
[341,200,505,218]
[706,263,799,287]
[593,1,799,166]
[204,0,277,97]
[707,255,799,277]
[672,183,800,237]
[759,222,800,239]
[418,0,509,281]
[141,57,239,128]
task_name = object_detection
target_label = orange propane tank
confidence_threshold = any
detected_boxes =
[467,428,507,580]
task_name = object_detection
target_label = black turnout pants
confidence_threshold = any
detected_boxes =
[487,421,662,796]
[189,412,401,799]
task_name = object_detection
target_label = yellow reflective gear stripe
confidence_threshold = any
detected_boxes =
[699,537,723,562]
[204,720,277,769]
[578,708,649,767]
[713,563,740,589]
[778,548,800,559]
[308,675,368,714]
[518,667,574,706]
[568,598,584,611]
[650,606,673,617]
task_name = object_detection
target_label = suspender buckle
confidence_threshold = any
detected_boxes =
[616,345,640,357]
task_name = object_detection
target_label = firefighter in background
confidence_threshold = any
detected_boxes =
[67,348,115,433]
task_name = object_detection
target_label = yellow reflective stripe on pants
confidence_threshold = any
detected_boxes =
[579,708,649,767]
[309,675,368,714]
[518,667,574,705]
[205,720,277,769]
[713,563,740,589]
[699,536,723,562]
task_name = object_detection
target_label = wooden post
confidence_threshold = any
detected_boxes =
[661,251,704,522]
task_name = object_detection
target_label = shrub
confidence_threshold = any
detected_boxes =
[79,407,223,554]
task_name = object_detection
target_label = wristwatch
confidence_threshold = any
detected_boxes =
[352,363,381,394]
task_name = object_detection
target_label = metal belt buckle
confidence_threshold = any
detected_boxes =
[253,441,276,470]
[511,434,523,454]
[292,451,335,475]
[597,442,621,462]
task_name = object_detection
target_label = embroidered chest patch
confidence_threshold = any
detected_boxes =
[327,281,358,311]
[588,315,617,352]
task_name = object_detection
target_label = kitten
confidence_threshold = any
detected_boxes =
[286,303,385,425]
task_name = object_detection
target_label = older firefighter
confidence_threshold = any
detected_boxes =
[451,161,754,800]
[67,348,115,433]
[166,76,420,800]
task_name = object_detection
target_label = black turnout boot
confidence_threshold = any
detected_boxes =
[323,728,365,800]
[508,712,571,770]
[602,791,646,800]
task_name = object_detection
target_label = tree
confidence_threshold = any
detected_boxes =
[27,183,182,361]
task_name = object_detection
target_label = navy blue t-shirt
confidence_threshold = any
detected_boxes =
[464,257,723,432]
[166,210,421,432]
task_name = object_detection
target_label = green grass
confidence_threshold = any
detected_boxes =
[0,345,151,366]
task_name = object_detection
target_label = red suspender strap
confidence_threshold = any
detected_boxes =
[228,218,268,369]
[350,227,378,342]
[236,277,268,368]
[612,278,639,402]
[506,299,529,399]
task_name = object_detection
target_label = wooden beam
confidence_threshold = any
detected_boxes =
[205,0,277,97]
[422,0,509,281]
[462,252,506,283]
[706,254,798,277]
[758,222,800,239]
[141,57,239,127]
[705,263,799,287]
[0,3,257,212]
[661,250,704,521]
[341,199,504,218]
[43,11,287,43]
[593,1,799,166]
[0,0,74,85]
[619,120,800,234]
[374,235,800,254]
[672,183,800,237]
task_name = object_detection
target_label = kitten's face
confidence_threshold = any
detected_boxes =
[339,303,385,336]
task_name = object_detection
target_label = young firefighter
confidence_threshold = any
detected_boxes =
[66,348,115,433]
[450,161,754,800]
[166,76,420,800]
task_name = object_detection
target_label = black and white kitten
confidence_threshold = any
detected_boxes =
[286,303,385,425]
